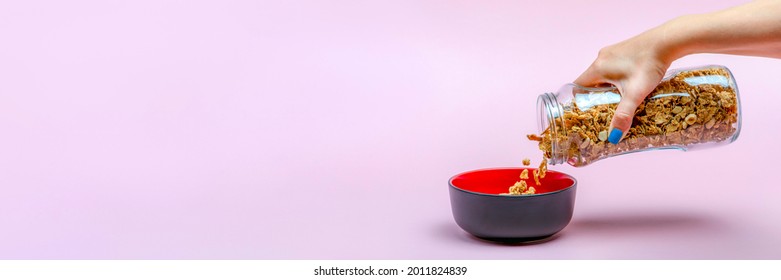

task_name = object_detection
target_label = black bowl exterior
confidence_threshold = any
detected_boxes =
[449,184,576,240]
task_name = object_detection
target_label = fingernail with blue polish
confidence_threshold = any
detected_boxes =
[608,128,623,144]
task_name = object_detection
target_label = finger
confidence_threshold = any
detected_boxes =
[574,64,607,87]
[608,70,664,144]
[607,79,646,145]
[608,97,640,144]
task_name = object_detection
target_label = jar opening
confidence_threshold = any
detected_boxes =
[537,92,565,165]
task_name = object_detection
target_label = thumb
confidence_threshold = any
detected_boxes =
[607,83,643,145]
[608,98,639,144]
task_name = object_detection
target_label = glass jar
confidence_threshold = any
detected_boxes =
[533,65,741,167]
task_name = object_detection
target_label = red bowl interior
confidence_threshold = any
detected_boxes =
[450,168,575,195]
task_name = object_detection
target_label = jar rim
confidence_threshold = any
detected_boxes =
[537,92,565,165]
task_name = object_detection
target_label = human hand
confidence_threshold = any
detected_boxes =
[574,31,672,144]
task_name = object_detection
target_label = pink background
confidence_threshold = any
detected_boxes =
[1,0,779,259]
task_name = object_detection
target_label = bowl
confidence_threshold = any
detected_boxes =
[448,167,577,243]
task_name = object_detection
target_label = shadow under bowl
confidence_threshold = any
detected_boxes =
[448,168,577,243]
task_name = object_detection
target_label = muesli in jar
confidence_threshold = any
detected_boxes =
[530,65,741,167]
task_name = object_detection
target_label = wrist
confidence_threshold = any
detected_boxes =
[648,15,699,65]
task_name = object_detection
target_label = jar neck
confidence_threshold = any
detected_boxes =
[537,92,566,165]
